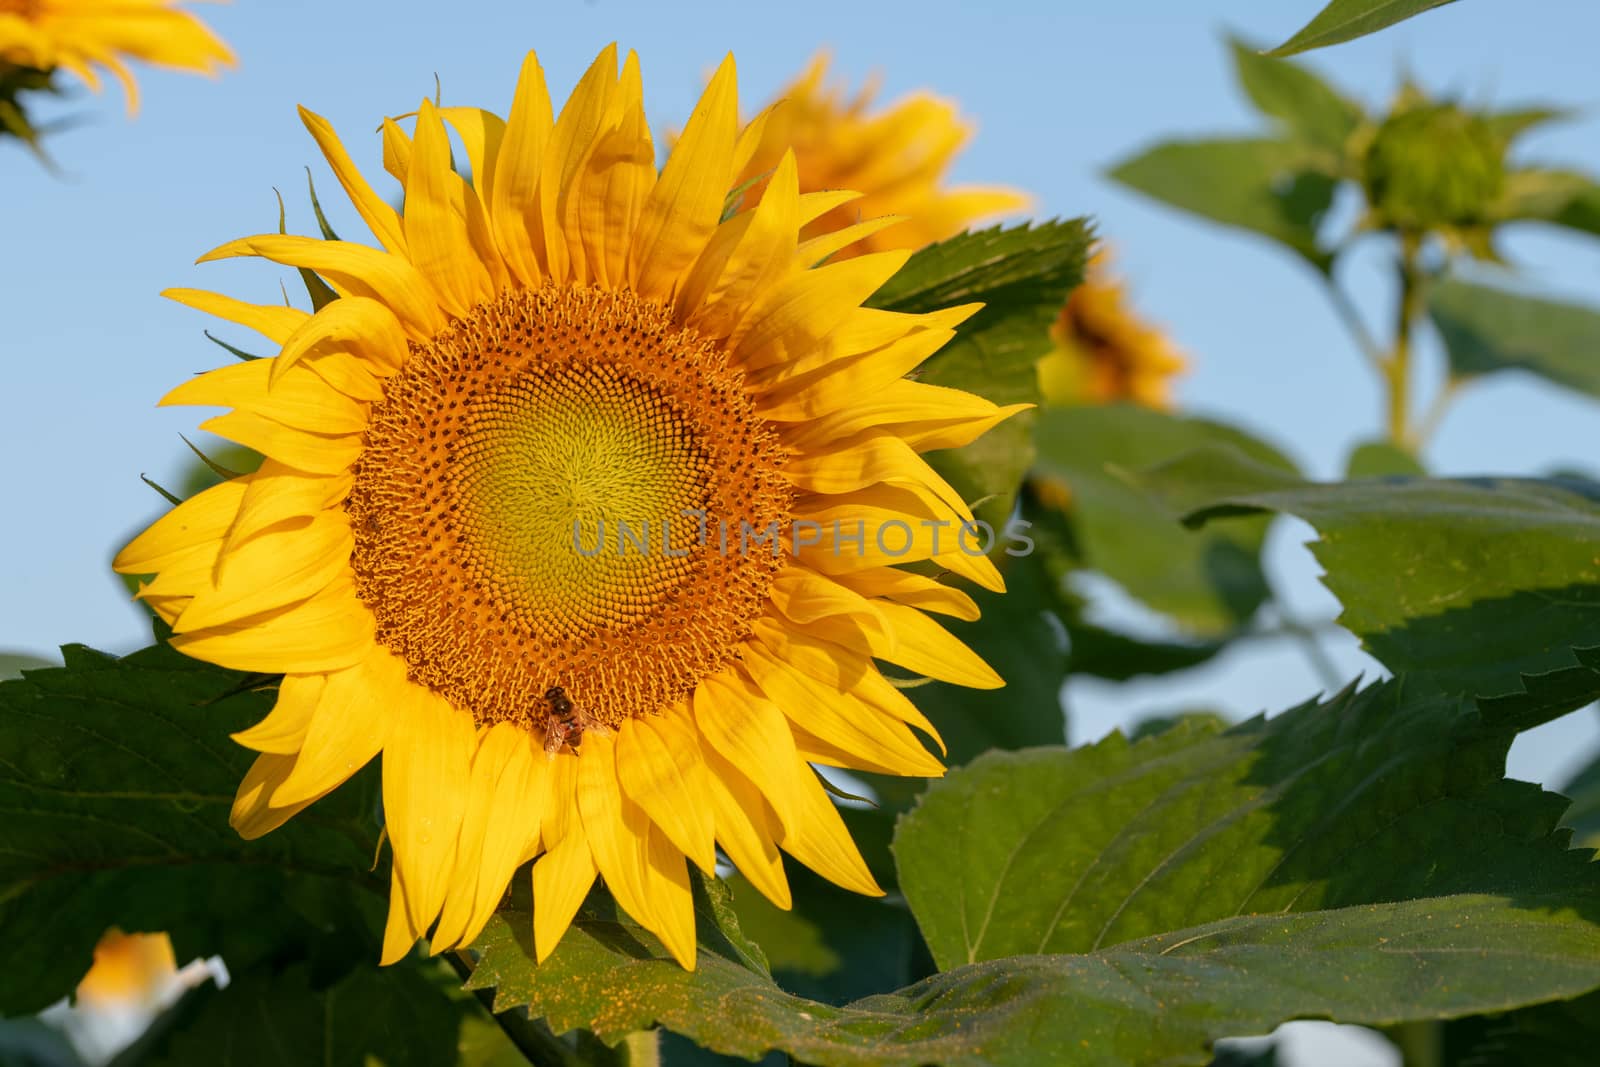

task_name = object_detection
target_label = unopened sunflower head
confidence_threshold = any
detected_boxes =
[732,50,1028,258]
[0,0,232,115]
[116,45,1023,970]
[1035,249,1186,410]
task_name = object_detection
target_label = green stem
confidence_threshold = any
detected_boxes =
[1322,275,1386,372]
[576,1030,661,1067]
[1386,233,1429,449]
[1386,1020,1442,1067]
[1412,376,1463,450]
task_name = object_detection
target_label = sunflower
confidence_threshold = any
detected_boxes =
[733,51,1027,259]
[1035,249,1186,409]
[0,0,232,113]
[116,45,1020,970]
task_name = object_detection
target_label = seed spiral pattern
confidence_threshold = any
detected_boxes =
[347,285,792,730]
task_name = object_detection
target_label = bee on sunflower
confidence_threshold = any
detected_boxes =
[116,45,1020,970]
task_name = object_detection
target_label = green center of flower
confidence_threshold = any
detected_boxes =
[346,285,791,732]
[453,360,711,632]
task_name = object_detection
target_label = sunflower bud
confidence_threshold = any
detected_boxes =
[1361,102,1507,234]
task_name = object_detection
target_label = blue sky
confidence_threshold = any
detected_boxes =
[3,0,1597,796]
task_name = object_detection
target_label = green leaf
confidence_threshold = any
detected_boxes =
[0,651,54,681]
[1560,735,1600,850]
[1064,619,1226,681]
[870,220,1093,527]
[725,869,924,1005]
[1228,37,1365,152]
[1552,179,1600,238]
[868,218,1092,322]
[1269,0,1461,57]
[1430,276,1600,400]
[1108,139,1337,267]
[1495,169,1600,232]
[1344,438,1425,477]
[1137,445,1600,695]
[894,660,1600,968]
[0,641,385,1016]
[1032,406,1299,635]
[143,960,525,1067]
[901,550,1068,769]
[1020,481,1235,681]
[1441,988,1600,1066]
[470,888,1600,1067]
[1484,107,1575,143]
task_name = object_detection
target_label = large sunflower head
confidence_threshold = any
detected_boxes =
[116,46,1021,970]
[1035,249,1186,410]
[732,50,1028,259]
[0,0,232,113]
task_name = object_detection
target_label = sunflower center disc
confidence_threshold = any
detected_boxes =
[347,285,791,731]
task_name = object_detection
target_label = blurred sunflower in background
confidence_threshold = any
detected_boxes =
[1034,249,1186,409]
[0,0,231,109]
[116,44,1018,970]
[735,50,1029,258]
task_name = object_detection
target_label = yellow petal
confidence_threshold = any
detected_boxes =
[161,288,308,345]
[270,657,392,806]
[230,674,322,754]
[787,431,975,523]
[230,752,317,839]
[797,595,1002,691]
[569,51,654,289]
[384,683,477,934]
[752,306,976,416]
[629,53,738,301]
[461,737,548,948]
[489,50,555,287]
[732,251,911,371]
[833,567,981,622]
[767,570,892,650]
[274,296,408,383]
[797,484,1003,593]
[795,216,903,268]
[700,744,790,910]
[742,644,944,778]
[438,107,507,204]
[381,864,424,965]
[678,150,799,341]
[770,762,882,898]
[781,377,1017,450]
[114,478,245,574]
[403,100,497,316]
[532,820,597,963]
[599,53,655,287]
[643,826,696,969]
[224,461,351,556]
[300,106,408,255]
[751,619,943,750]
[616,710,717,874]
[198,411,361,476]
[538,43,620,285]
[693,672,804,840]
[433,723,546,951]
[176,512,353,632]
[161,359,367,436]
[198,235,444,340]
[575,730,659,935]
[169,576,375,674]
